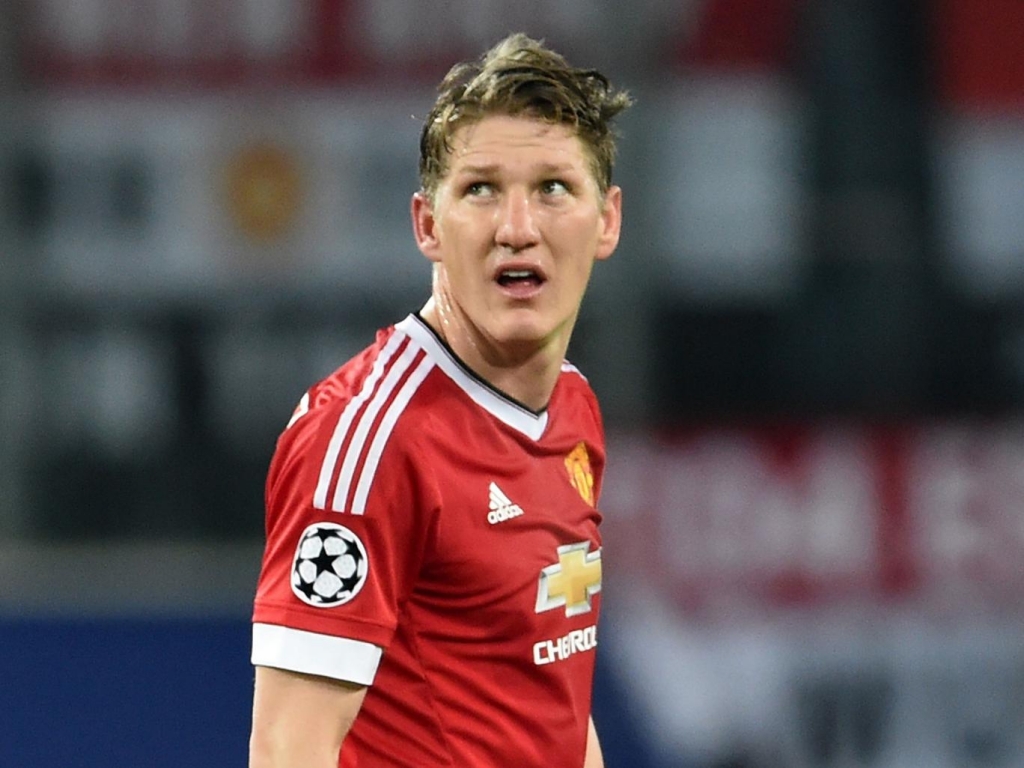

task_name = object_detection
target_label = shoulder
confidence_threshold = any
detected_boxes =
[557,359,603,424]
[268,321,442,512]
[275,329,394,451]
[283,322,438,441]
[559,359,592,389]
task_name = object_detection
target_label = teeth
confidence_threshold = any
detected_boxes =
[502,270,534,279]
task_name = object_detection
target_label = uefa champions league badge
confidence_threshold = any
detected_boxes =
[291,522,369,607]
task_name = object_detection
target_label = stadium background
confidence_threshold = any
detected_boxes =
[2,1,1024,765]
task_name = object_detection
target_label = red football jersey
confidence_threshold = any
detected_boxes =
[252,313,606,767]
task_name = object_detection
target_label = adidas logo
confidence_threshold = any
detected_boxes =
[487,482,524,525]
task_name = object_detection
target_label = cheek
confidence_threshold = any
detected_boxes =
[438,214,490,257]
[559,217,603,262]
[440,252,485,299]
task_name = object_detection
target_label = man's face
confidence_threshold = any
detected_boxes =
[413,115,621,357]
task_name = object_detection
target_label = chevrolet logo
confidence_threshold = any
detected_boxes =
[536,542,602,617]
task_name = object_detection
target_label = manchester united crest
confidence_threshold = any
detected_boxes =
[565,442,595,506]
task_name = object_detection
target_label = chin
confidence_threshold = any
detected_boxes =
[489,316,559,349]
[476,302,572,350]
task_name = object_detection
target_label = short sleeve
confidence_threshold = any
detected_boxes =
[251,391,439,684]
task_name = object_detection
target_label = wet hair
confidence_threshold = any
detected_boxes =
[419,33,632,202]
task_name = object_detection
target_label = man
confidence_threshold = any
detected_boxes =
[249,32,631,767]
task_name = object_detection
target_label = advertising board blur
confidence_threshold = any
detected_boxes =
[601,424,1024,767]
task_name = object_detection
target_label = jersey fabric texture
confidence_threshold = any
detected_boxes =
[252,313,606,768]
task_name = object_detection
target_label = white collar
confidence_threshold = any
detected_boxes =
[395,314,549,441]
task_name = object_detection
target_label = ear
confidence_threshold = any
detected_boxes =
[594,185,622,262]
[411,192,442,264]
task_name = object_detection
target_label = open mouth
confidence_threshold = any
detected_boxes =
[496,268,545,289]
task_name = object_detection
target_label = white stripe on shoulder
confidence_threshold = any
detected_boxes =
[331,342,420,513]
[561,360,588,380]
[351,354,435,514]
[285,391,310,430]
[313,331,406,511]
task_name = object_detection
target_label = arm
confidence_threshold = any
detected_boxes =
[584,716,604,768]
[249,666,367,768]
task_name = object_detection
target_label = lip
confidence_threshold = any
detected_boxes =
[492,260,548,283]
[492,260,548,300]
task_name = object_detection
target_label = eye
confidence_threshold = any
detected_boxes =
[541,179,570,196]
[465,181,495,197]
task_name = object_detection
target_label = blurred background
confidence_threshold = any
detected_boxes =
[2,0,1024,766]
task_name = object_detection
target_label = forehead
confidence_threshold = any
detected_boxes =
[446,115,590,171]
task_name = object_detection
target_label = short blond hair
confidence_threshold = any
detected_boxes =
[419,33,632,202]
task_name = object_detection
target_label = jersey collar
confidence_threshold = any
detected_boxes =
[396,314,550,441]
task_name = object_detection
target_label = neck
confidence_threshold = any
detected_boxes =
[419,298,569,412]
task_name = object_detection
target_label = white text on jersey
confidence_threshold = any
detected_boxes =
[533,625,598,666]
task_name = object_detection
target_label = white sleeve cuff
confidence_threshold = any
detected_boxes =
[251,622,383,686]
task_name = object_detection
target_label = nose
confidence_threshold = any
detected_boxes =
[495,189,540,251]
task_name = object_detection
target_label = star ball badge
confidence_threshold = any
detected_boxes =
[291,522,369,607]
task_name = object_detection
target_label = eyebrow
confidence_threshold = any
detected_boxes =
[451,161,580,177]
